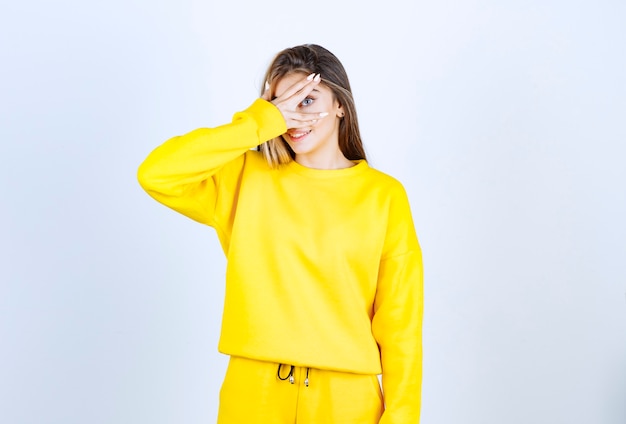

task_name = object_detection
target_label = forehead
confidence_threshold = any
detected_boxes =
[274,72,331,97]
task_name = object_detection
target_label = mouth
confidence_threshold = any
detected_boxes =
[286,129,312,142]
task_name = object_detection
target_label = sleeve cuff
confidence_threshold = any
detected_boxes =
[242,98,287,143]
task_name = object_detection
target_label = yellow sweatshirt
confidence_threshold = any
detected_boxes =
[138,99,423,423]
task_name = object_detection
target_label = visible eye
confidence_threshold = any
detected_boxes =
[300,97,314,107]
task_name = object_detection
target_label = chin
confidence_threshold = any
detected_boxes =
[285,141,309,155]
[289,147,309,156]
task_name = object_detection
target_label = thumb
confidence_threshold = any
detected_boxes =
[261,81,271,101]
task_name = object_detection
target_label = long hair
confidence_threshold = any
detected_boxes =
[259,44,366,167]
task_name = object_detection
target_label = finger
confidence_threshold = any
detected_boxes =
[289,111,329,122]
[284,112,329,129]
[278,73,320,101]
[283,112,328,127]
[290,74,322,102]
[285,120,317,130]
[279,73,315,99]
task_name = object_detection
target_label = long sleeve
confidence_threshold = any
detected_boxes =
[371,185,424,423]
[137,98,286,231]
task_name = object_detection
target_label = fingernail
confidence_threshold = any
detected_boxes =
[307,73,315,81]
[319,112,329,117]
[313,74,321,82]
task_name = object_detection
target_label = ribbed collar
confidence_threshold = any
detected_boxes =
[285,159,370,179]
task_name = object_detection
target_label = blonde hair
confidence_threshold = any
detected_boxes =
[259,44,366,167]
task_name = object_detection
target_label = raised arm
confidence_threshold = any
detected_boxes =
[137,99,286,225]
[137,73,327,226]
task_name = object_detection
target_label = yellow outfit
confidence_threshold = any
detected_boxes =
[218,357,383,423]
[138,99,423,423]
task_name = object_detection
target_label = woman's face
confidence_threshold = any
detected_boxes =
[274,72,344,163]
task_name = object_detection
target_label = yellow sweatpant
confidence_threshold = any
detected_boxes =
[217,356,384,423]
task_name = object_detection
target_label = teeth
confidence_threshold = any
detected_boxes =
[289,130,311,138]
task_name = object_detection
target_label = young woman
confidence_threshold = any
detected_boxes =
[138,44,423,423]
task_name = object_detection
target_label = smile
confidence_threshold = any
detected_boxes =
[287,130,311,142]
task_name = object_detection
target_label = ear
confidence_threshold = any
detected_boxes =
[336,102,345,118]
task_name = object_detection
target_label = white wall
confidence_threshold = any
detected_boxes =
[1,1,624,423]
